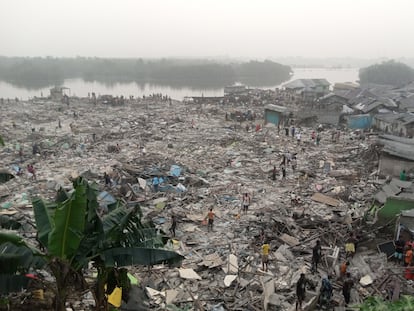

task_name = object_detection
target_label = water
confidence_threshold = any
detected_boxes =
[0,67,359,100]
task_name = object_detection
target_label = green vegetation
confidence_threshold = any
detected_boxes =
[358,295,414,311]
[359,60,414,86]
[0,177,183,311]
[0,56,292,89]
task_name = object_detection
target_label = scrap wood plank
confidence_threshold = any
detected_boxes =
[279,233,300,246]
[0,209,18,215]
[311,192,340,207]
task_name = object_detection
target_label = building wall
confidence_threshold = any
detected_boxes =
[300,109,340,125]
[373,119,392,133]
[264,109,281,125]
[373,119,413,137]
[379,153,414,177]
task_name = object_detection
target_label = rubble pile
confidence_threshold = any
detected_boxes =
[0,97,412,310]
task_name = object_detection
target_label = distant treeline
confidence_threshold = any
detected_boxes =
[359,60,414,86]
[0,57,292,89]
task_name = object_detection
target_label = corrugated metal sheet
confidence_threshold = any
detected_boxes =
[346,114,372,129]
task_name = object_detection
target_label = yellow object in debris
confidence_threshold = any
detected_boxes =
[156,202,166,209]
[108,286,122,307]
[127,273,139,285]
[172,239,180,245]
[32,289,44,300]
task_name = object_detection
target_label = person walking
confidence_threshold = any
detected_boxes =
[296,132,301,145]
[104,172,111,187]
[395,237,405,265]
[400,170,407,181]
[272,166,277,181]
[345,234,357,258]
[27,164,36,180]
[340,261,350,278]
[169,215,177,237]
[242,193,251,215]
[318,276,333,309]
[342,272,354,306]
[405,244,413,267]
[262,241,270,272]
[206,208,215,232]
[311,240,322,274]
[296,273,310,311]
[281,164,286,180]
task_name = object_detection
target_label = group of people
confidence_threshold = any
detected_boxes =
[298,240,354,309]
[14,162,36,180]
[258,238,355,309]
[311,130,322,146]
[273,150,298,181]
[394,236,414,280]
[295,271,354,310]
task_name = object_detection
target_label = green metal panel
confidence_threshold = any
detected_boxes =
[265,110,280,125]
[378,197,414,221]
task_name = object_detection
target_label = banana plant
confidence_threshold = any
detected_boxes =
[0,177,184,311]
[358,295,414,311]
[0,231,46,295]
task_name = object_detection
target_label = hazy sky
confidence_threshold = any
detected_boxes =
[1,0,413,59]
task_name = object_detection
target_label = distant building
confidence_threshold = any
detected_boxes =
[189,96,224,104]
[224,85,247,96]
[373,112,414,137]
[50,86,70,101]
[378,134,414,177]
[318,93,349,111]
[333,82,359,92]
[283,79,330,99]
[400,95,414,113]
[298,92,346,126]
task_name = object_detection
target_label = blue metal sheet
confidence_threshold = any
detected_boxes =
[265,110,280,125]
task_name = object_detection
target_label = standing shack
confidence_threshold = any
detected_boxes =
[264,104,289,126]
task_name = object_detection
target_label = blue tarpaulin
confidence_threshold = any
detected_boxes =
[97,191,116,211]
[170,165,182,177]
[11,164,20,173]
[153,177,165,185]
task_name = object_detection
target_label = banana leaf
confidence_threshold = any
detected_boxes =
[102,207,163,248]
[0,242,46,272]
[102,247,184,267]
[0,274,30,294]
[0,171,14,184]
[0,253,20,274]
[0,230,26,246]
[48,182,87,259]
[33,198,56,248]
[102,206,134,235]
[0,215,22,230]
[56,187,69,203]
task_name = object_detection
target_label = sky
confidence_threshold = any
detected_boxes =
[0,0,413,59]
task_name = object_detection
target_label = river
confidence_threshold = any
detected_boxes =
[0,67,359,100]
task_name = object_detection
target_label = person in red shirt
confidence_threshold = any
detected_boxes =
[27,164,36,180]
[405,245,413,267]
[340,261,350,278]
[206,208,215,232]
